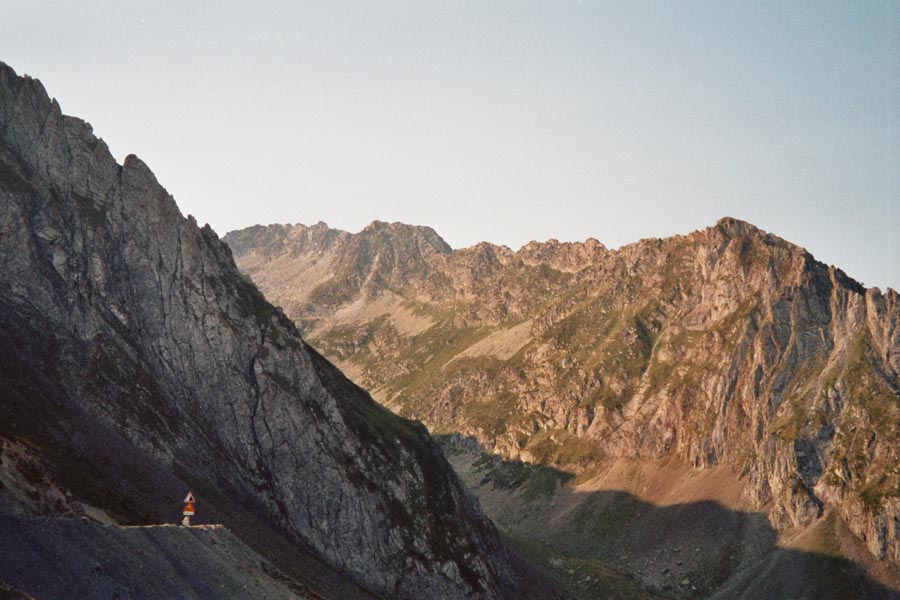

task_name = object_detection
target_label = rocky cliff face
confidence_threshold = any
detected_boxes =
[0,62,539,599]
[226,217,900,574]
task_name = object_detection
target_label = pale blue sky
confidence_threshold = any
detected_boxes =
[2,1,898,290]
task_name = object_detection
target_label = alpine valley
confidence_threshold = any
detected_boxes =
[0,62,557,599]
[224,216,900,598]
[3,55,899,600]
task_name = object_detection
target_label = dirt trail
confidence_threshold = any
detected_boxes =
[0,515,312,600]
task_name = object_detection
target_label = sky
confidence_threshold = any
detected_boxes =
[2,1,898,290]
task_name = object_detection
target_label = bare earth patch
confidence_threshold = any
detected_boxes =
[319,292,435,338]
[238,250,339,315]
[574,458,749,510]
[449,319,533,364]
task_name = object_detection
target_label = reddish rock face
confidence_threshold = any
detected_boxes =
[226,213,900,573]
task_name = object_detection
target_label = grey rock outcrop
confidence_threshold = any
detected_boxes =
[0,61,532,599]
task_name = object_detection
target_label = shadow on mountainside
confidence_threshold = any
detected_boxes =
[435,434,900,600]
[0,304,562,600]
[0,301,374,600]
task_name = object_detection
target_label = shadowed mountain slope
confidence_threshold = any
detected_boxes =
[0,61,556,599]
[438,434,900,599]
[0,517,311,600]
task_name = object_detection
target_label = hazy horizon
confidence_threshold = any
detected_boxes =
[2,1,898,290]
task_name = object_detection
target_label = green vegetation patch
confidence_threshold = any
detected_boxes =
[307,275,359,307]
[465,390,518,437]
[386,319,488,404]
[525,428,604,469]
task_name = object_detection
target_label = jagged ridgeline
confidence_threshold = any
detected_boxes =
[0,62,556,599]
[225,216,900,581]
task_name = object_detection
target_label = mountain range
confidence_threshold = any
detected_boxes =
[225,217,900,598]
[2,55,898,599]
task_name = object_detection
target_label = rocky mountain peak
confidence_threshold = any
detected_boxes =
[517,236,608,272]
[228,211,900,584]
[714,215,763,237]
[0,60,548,599]
[358,219,453,254]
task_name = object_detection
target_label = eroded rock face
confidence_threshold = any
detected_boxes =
[227,216,900,569]
[0,62,525,599]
